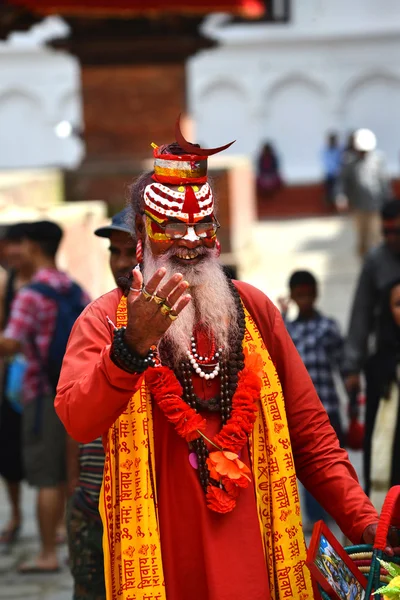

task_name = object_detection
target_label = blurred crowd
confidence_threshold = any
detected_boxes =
[279,197,400,531]
[0,209,135,597]
[258,127,393,258]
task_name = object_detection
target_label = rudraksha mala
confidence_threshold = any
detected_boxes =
[174,280,246,492]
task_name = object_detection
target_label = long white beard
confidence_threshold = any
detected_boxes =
[142,239,239,367]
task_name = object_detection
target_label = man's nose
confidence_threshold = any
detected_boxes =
[177,226,203,248]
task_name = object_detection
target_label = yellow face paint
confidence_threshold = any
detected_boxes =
[145,215,171,243]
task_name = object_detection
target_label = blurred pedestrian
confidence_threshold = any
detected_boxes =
[364,278,400,511]
[256,141,283,196]
[342,131,356,166]
[336,128,392,257]
[0,221,89,573]
[345,199,400,397]
[0,224,35,547]
[279,270,346,529]
[67,207,136,600]
[321,132,342,206]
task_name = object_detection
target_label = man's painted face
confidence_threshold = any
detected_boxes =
[108,231,137,283]
[142,182,218,264]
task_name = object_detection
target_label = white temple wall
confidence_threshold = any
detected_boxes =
[188,1,400,183]
[0,18,84,171]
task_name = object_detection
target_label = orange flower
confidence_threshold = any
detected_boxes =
[207,451,251,487]
[206,485,237,514]
[243,347,264,379]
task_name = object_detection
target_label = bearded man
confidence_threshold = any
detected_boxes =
[56,125,383,600]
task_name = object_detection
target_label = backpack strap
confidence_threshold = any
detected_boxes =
[27,282,63,302]
[25,282,65,434]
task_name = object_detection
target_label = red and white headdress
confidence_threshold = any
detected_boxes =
[144,116,234,223]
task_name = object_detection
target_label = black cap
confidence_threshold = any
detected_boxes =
[3,222,30,241]
[27,221,63,243]
[3,221,63,243]
[94,207,133,238]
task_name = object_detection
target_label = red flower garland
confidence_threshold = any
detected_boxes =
[145,359,262,514]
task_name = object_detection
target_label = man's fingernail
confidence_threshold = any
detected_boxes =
[157,268,166,275]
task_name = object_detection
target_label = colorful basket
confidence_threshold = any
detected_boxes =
[320,485,400,599]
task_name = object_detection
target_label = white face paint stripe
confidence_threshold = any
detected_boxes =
[182,226,201,242]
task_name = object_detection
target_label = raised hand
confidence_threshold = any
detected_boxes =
[124,267,192,356]
[277,296,290,315]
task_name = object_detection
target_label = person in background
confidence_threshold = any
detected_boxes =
[342,131,356,166]
[67,207,136,600]
[279,270,346,529]
[336,128,392,257]
[321,132,342,206]
[363,278,400,509]
[256,141,283,196]
[345,200,400,397]
[0,221,89,573]
[0,224,35,546]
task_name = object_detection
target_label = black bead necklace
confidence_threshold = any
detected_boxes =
[175,280,247,493]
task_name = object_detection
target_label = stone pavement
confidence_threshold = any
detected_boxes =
[0,484,72,599]
[0,213,364,599]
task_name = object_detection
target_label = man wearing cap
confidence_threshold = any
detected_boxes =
[67,208,136,600]
[56,124,387,600]
[336,128,392,257]
[0,220,89,573]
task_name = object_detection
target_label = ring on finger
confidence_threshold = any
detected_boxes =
[130,286,142,293]
[142,287,153,301]
[160,303,172,316]
[152,294,166,305]
[168,311,178,321]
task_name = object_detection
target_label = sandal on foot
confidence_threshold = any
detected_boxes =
[0,524,20,545]
[18,559,60,574]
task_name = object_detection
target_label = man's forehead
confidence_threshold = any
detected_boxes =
[143,181,214,224]
[109,231,135,246]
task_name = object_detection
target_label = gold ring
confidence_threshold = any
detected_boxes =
[142,287,153,301]
[168,312,178,321]
[160,303,172,316]
[152,294,166,305]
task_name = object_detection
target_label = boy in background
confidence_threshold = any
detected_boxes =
[279,270,346,528]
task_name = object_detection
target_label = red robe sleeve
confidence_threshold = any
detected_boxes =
[55,289,143,443]
[235,281,378,543]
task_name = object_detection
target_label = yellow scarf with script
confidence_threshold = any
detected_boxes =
[100,295,314,600]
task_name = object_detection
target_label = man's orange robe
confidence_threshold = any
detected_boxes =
[55,281,378,600]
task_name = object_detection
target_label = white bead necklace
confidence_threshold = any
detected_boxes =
[186,335,223,380]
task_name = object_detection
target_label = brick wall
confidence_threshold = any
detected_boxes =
[81,64,186,160]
